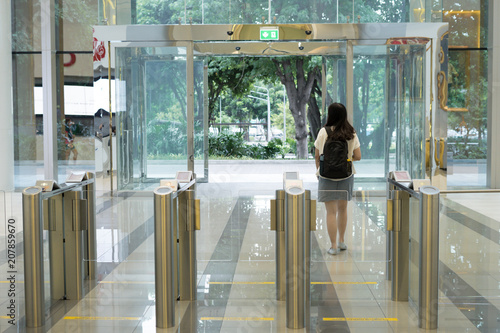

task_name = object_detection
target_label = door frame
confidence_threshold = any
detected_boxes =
[94,23,449,189]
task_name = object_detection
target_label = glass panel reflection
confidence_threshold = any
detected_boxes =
[447,50,487,188]
[13,53,41,189]
[352,43,426,180]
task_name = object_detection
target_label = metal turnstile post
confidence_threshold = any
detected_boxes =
[154,187,175,328]
[386,184,393,281]
[44,193,65,301]
[285,187,313,329]
[63,190,88,300]
[22,186,45,328]
[387,189,410,301]
[271,190,286,301]
[84,172,97,279]
[271,185,316,328]
[419,186,440,329]
[178,188,200,301]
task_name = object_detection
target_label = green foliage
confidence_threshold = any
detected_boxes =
[352,56,387,159]
[209,131,247,157]
[448,139,487,159]
[147,120,187,156]
[136,0,408,26]
[209,131,285,159]
[285,137,297,153]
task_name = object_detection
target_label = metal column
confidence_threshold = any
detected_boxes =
[22,186,45,327]
[285,186,309,329]
[419,186,440,329]
[154,187,175,328]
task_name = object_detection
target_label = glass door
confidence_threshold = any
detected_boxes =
[387,43,426,179]
[115,45,189,190]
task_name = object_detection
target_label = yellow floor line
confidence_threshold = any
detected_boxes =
[324,317,398,322]
[209,281,377,285]
[312,282,377,285]
[201,317,396,322]
[64,316,141,321]
[98,281,153,284]
[201,317,274,321]
[209,281,274,285]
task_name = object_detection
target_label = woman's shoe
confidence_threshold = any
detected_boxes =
[338,242,347,251]
[327,247,339,255]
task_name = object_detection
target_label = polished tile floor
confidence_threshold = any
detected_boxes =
[1,182,500,332]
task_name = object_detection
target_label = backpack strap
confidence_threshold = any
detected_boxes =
[324,126,333,137]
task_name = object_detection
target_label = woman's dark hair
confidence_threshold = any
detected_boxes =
[324,103,355,140]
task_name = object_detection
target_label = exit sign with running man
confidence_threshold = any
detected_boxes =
[260,27,279,40]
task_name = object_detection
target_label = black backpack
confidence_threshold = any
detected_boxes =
[319,127,352,179]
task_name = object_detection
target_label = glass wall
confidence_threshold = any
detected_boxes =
[96,0,418,26]
[12,0,41,188]
[12,0,492,190]
[11,0,97,188]
[443,0,488,188]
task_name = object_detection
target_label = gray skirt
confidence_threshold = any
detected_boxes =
[318,175,354,202]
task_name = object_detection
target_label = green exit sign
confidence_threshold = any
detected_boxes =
[260,27,279,40]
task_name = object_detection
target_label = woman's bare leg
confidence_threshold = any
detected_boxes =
[324,201,338,249]
[337,200,348,244]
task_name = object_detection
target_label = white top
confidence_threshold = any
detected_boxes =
[314,127,361,177]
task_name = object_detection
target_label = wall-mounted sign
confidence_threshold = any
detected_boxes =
[260,27,279,40]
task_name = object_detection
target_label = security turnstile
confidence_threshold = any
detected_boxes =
[271,182,316,329]
[22,172,97,328]
[387,177,440,329]
[153,179,200,328]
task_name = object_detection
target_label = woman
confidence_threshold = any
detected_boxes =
[314,103,361,255]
